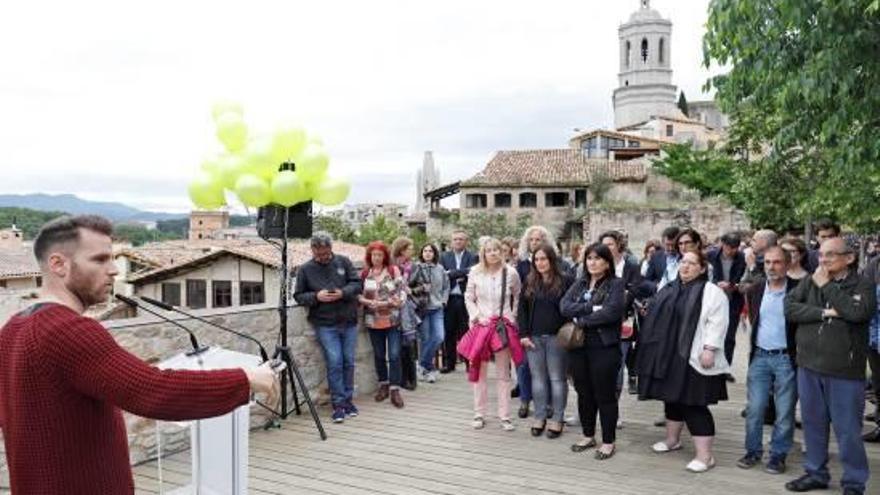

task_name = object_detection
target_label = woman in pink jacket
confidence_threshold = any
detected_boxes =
[459,237,522,431]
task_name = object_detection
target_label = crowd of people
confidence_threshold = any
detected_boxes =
[294,219,879,495]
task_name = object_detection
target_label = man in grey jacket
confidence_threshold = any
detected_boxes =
[783,238,876,495]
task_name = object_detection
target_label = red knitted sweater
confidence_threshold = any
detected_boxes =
[0,303,250,494]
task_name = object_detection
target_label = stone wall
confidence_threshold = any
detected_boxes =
[0,303,376,486]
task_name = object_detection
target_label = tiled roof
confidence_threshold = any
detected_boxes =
[0,247,40,280]
[460,149,648,187]
[124,239,365,285]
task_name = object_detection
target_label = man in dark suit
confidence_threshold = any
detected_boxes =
[641,226,680,295]
[709,232,747,377]
[439,230,477,373]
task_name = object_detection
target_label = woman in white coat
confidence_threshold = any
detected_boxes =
[636,249,730,473]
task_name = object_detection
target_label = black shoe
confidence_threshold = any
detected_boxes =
[510,385,521,399]
[741,407,748,418]
[653,418,666,427]
[737,453,761,469]
[841,488,863,495]
[863,425,880,443]
[765,457,786,474]
[866,411,877,422]
[439,367,454,374]
[784,474,828,492]
[518,403,529,419]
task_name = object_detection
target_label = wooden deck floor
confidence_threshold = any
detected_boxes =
[134,332,880,495]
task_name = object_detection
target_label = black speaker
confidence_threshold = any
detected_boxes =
[257,202,313,239]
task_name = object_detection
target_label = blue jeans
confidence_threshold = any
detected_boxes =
[369,327,402,388]
[798,367,869,492]
[744,350,797,459]
[526,335,568,422]
[617,341,633,392]
[517,362,533,403]
[418,309,445,372]
[316,324,358,407]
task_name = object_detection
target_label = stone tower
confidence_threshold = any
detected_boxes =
[415,151,440,212]
[612,0,681,129]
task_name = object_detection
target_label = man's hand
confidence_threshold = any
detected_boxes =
[812,267,831,288]
[244,362,280,403]
[520,337,535,349]
[822,307,839,318]
[745,248,756,269]
[717,281,732,292]
[317,289,336,302]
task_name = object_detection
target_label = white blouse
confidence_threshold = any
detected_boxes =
[464,265,521,324]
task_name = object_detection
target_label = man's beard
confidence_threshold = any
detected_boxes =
[66,262,106,308]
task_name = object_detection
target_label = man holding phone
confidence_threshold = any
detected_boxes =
[294,232,363,423]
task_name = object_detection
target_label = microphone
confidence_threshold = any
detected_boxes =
[139,296,270,363]
[115,294,209,356]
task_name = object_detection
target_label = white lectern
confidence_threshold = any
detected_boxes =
[156,347,262,495]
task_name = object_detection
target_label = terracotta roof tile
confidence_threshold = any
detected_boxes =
[0,247,40,280]
[460,149,647,187]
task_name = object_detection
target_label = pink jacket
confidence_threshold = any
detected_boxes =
[457,316,524,383]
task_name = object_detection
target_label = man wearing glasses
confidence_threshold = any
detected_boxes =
[783,238,876,495]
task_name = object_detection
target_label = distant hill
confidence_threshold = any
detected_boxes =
[0,194,187,222]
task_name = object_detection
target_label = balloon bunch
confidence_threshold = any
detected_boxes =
[188,102,351,210]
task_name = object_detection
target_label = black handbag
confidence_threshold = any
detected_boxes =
[495,266,510,348]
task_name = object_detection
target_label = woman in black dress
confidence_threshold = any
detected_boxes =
[637,250,731,473]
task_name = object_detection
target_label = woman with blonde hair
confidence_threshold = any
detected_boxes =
[457,237,523,431]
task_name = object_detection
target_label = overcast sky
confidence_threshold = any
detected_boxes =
[0,0,717,213]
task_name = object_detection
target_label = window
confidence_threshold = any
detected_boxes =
[494,193,511,208]
[575,189,588,208]
[240,281,265,305]
[666,124,674,137]
[185,279,207,309]
[641,38,648,63]
[161,282,181,306]
[465,194,487,209]
[628,140,641,148]
[519,192,537,208]
[659,38,665,63]
[545,192,569,207]
[609,138,625,148]
[213,280,232,308]
[36,276,42,288]
[625,40,631,68]
[0,280,6,289]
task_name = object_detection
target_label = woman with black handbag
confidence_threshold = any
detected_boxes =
[409,243,450,384]
[518,242,574,439]
[560,243,626,460]
[457,237,522,431]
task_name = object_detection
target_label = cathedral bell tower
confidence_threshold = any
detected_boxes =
[612,0,680,129]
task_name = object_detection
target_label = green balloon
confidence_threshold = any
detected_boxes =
[295,143,330,182]
[188,171,226,209]
[216,113,248,153]
[211,101,243,123]
[242,135,277,180]
[200,155,220,175]
[216,154,245,190]
[271,126,307,163]
[234,174,272,207]
[312,175,351,206]
[271,171,308,206]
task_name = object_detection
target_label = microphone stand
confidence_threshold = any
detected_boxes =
[115,294,209,357]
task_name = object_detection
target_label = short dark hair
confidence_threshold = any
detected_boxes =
[599,230,624,247]
[720,232,741,248]
[814,218,840,236]
[674,228,704,255]
[33,215,114,263]
[418,243,441,263]
[661,226,680,241]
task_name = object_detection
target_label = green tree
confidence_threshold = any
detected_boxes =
[0,207,66,239]
[677,90,689,117]
[458,212,532,244]
[652,144,737,200]
[113,224,179,246]
[704,0,880,232]
[313,213,357,243]
[356,215,405,246]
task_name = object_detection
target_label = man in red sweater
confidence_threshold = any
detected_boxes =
[0,215,278,494]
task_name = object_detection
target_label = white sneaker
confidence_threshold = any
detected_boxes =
[500,419,516,431]
[472,416,485,429]
[685,457,716,473]
[426,370,438,383]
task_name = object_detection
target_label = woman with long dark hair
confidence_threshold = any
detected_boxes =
[409,243,450,383]
[518,242,574,438]
[637,249,731,472]
[560,243,626,460]
[358,241,407,408]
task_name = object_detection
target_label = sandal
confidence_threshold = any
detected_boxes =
[571,437,597,453]
[530,420,546,437]
[686,457,716,473]
[546,420,563,439]
[594,444,616,460]
[471,416,485,430]
[652,441,682,453]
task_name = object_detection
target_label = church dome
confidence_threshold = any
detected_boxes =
[626,1,669,25]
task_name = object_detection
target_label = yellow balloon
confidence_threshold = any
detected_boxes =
[234,174,272,207]
[271,126,307,163]
[200,155,220,175]
[242,135,277,180]
[211,101,243,122]
[188,171,226,209]
[271,171,308,207]
[216,113,248,153]
[216,154,245,190]
[312,175,351,206]
[295,143,330,182]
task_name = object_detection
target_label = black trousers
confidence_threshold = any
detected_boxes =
[723,304,740,366]
[664,402,715,436]
[442,295,469,370]
[869,348,880,425]
[570,344,621,443]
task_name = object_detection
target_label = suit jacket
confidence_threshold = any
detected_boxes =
[620,258,642,314]
[440,249,477,295]
[708,248,747,317]
[638,249,677,297]
[744,276,800,365]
